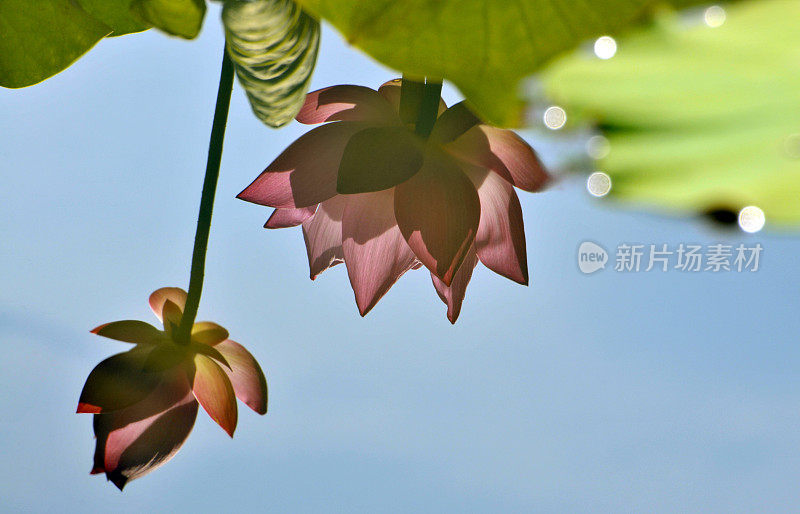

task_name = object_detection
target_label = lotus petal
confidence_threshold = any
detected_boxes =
[297,85,397,124]
[215,340,268,415]
[342,189,418,315]
[264,206,317,229]
[93,367,197,490]
[149,287,187,323]
[446,125,549,192]
[191,321,229,346]
[463,165,528,285]
[78,347,159,414]
[394,150,480,285]
[431,247,479,324]
[192,354,238,437]
[302,195,347,279]
[337,126,424,194]
[237,121,370,209]
[91,320,165,345]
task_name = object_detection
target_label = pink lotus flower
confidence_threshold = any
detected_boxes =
[238,80,549,322]
[77,287,268,490]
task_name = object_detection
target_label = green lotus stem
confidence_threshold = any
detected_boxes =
[399,74,424,125]
[414,79,443,139]
[399,75,443,138]
[176,48,235,344]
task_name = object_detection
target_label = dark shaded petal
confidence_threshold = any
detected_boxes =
[394,150,480,285]
[77,347,159,414]
[92,365,197,490]
[237,121,371,209]
[91,320,165,345]
[429,101,481,144]
[336,126,424,194]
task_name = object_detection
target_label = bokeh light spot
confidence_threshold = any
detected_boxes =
[738,206,766,233]
[587,172,612,197]
[704,6,727,28]
[586,135,611,160]
[543,106,567,130]
[594,36,617,59]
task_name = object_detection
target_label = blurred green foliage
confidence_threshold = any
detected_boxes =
[543,0,800,224]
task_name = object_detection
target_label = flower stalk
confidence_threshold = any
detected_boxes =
[414,79,443,139]
[399,75,443,139]
[176,48,235,344]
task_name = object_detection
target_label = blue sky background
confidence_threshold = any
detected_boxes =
[2,6,800,512]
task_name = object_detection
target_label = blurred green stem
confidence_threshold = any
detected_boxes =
[176,47,234,344]
[399,75,443,139]
[415,79,442,138]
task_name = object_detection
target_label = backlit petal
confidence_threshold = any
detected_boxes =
[215,340,268,415]
[296,85,397,124]
[192,354,238,437]
[446,125,549,192]
[394,150,480,286]
[264,206,317,229]
[149,287,187,324]
[237,121,370,209]
[431,247,479,324]
[462,165,528,285]
[342,189,418,316]
[302,195,347,279]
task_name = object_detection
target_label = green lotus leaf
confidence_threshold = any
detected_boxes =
[222,0,320,128]
[542,0,800,225]
[0,0,111,88]
[295,0,728,127]
[131,0,206,39]
[77,0,149,36]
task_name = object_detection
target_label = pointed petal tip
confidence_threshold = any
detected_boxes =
[110,474,127,491]
[435,269,456,288]
[77,402,102,414]
[90,324,106,334]
[193,355,238,438]
[213,340,269,416]
[90,466,103,475]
